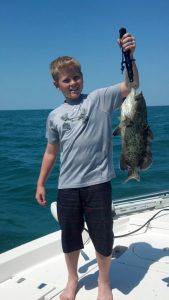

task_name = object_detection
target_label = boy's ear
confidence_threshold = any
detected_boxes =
[53,81,59,88]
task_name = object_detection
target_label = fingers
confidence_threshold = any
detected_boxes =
[118,33,136,53]
[35,186,47,206]
[36,195,47,206]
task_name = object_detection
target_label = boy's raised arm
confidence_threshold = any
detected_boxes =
[35,143,59,206]
[118,32,139,98]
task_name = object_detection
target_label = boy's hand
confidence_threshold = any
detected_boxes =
[118,32,136,56]
[35,185,47,206]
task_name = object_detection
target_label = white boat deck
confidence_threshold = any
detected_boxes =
[0,193,169,299]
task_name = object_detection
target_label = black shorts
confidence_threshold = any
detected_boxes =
[57,181,114,257]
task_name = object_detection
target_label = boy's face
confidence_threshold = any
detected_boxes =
[54,68,83,100]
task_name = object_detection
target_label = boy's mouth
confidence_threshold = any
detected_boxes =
[70,87,79,93]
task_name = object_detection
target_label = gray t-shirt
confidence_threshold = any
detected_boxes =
[46,84,123,188]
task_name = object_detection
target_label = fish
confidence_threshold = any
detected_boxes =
[113,88,153,182]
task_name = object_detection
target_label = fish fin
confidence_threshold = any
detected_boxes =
[147,127,153,140]
[113,126,121,136]
[124,169,140,183]
[140,156,152,170]
[120,155,128,170]
[143,124,153,140]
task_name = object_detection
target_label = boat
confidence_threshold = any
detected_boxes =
[0,190,169,300]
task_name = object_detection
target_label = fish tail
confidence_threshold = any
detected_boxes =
[124,169,140,183]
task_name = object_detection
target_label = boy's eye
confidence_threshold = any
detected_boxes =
[62,79,70,83]
[73,76,80,81]
[61,75,81,84]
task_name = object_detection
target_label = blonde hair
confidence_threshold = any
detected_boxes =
[50,56,82,81]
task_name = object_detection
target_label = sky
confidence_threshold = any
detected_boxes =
[0,0,169,110]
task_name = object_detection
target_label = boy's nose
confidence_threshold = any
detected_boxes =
[70,79,76,85]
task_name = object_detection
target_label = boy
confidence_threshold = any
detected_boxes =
[36,32,139,300]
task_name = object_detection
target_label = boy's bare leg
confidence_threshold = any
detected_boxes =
[60,250,80,300]
[96,252,113,300]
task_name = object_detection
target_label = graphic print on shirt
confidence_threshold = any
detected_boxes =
[61,108,89,130]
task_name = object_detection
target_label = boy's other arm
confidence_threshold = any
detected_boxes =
[35,143,59,206]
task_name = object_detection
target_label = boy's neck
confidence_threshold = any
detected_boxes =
[65,94,83,105]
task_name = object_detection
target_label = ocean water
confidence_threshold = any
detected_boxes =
[0,106,169,253]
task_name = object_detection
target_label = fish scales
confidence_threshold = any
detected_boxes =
[113,88,153,182]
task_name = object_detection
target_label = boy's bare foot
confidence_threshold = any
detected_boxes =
[60,279,78,300]
[97,282,113,300]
